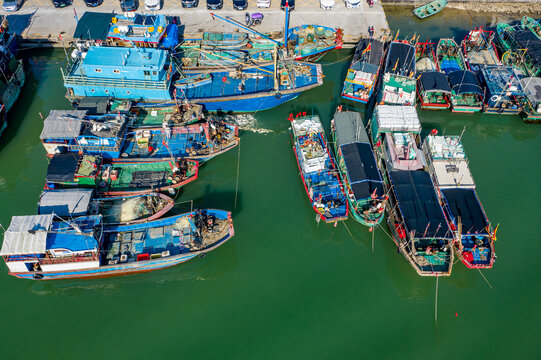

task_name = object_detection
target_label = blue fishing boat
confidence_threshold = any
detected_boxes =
[73,12,178,49]
[423,135,496,269]
[289,113,348,223]
[38,188,175,225]
[0,210,234,280]
[331,109,386,227]
[341,38,384,104]
[39,110,239,162]
[477,66,524,115]
[63,46,323,112]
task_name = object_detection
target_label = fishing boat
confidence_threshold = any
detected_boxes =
[0,17,25,138]
[436,38,466,74]
[521,16,541,41]
[495,23,541,77]
[423,135,496,269]
[415,40,452,109]
[173,73,213,90]
[44,153,198,196]
[447,70,484,112]
[63,46,323,112]
[378,40,416,106]
[73,13,178,49]
[40,110,238,162]
[0,210,234,280]
[462,26,501,73]
[518,76,541,122]
[413,0,447,19]
[38,188,174,225]
[341,38,384,104]
[369,106,454,276]
[289,113,348,223]
[477,66,524,115]
[331,109,385,227]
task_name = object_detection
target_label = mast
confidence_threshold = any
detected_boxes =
[274,44,279,91]
[284,1,290,55]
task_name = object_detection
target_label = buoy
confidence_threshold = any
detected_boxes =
[113,27,120,34]
[148,26,155,33]
[112,17,117,24]
[158,26,163,33]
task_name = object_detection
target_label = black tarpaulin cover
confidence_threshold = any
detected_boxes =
[73,12,113,41]
[390,170,451,238]
[442,188,489,234]
[352,38,384,69]
[46,154,81,183]
[513,30,541,65]
[385,42,416,75]
[341,143,384,200]
[129,171,168,188]
[448,70,484,96]
[419,71,452,93]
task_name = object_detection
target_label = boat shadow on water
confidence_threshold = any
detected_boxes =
[177,187,243,217]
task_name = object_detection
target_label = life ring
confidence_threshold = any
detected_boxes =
[490,95,501,103]
[317,206,325,214]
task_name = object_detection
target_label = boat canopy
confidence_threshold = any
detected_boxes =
[513,30,541,65]
[441,188,489,234]
[385,42,416,75]
[418,71,452,94]
[390,170,452,239]
[334,111,369,147]
[46,153,83,183]
[76,97,110,114]
[47,216,101,253]
[73,12,113,41]
[479,66,524,97]
[160,24,179,49]
[40,110,87,140]
[351,38,384,74]
[448,70,484,96]
[38,189,94,217]
[519,77,541,104]
[372,105,421,142]
[0,214,53,256]
[342,143,384,199]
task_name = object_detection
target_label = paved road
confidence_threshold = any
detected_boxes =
[1,0,389,45]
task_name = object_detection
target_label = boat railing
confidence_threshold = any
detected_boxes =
[40,253,99,265]
[62,74,169,90]
[69,144,120,153]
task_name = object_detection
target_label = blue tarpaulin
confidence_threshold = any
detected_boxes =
[160,24,179,49]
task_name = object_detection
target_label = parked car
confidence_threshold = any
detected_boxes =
[233,0,247,10]
[344,0,361,8]
[120,0,137,11]
[256,0,270,8]
[181,0,198,7]
[144,0,160,10]
[2,0,23,11]
[83,0,103,6]
[52,0,71,7]
[206,0,222,9]
[320,0,334,9]
[280,0,294,10]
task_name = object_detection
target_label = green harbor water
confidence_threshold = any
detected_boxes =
[0,8,540,359]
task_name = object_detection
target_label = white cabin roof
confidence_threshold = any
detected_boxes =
[432,160,475,189]
[0,214,53,256]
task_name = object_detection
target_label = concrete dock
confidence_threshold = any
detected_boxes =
[0,0,389,47]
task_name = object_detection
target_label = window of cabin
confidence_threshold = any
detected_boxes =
[105,90,109,94]
[152,71,157,76]
[91,89,95,93]
[126,91,131,95]
[113,69,120,74]
[94,68,102,73]
[144,70,151,76]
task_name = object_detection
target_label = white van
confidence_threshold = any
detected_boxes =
[145,0,161,10]
[345,0,361,8]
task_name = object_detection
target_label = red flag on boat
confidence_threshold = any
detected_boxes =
[288,113,294,121]
[361,43,372,55]
[302,112,307,116]
[430,128,438,136]
[375,139,381,147]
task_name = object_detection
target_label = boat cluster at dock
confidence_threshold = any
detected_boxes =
[3,9,536,280]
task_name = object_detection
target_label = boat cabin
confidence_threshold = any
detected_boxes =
[519,76,541,122]
[40,110,129,158]
[370,105,425,172]
[478,66,524,114]
[0,214,102,276]
[63,46,174,101]
[422,135,475,189]
[38,188,95,217]
[448,70,484,112]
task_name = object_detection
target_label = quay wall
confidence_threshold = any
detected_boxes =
[1,0,389,48]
